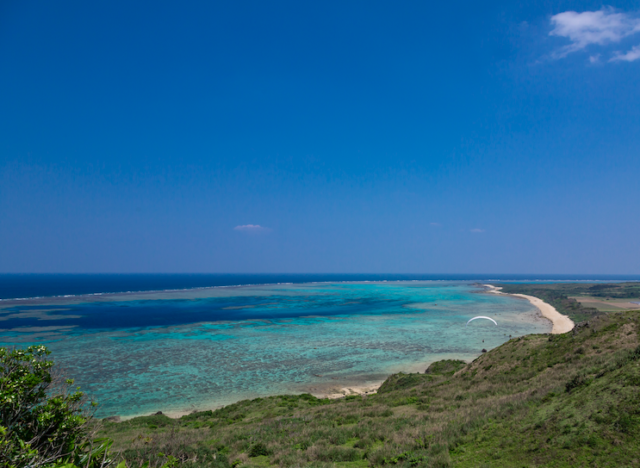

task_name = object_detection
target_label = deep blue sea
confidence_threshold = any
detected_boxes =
[1,274,638,418]
[2,273,638,300]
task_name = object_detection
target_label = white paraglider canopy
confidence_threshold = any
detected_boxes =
[466,316,497,326]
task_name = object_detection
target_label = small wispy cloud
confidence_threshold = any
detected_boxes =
[549,7,640,61]
[234,224,270,232]
[470,228,485,233]
[430,222,441,227]
[610,44,640,61]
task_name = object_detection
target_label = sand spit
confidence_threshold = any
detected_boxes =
[484,284,574,334]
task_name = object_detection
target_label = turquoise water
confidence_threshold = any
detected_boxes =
[0,282,550,417]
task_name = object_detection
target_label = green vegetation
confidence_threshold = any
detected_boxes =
[565,282,640,299]
[6,285,640,467]
[423,360,466,377]
[0,345,113,468]
[497,283,601,323]
[498,282,640,321]
[95,310,640,467]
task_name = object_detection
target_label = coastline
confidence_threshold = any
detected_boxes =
[86,282,559,420]
[139,350,512,420]
[121,356,475,419]
[126,383,385,420]
[483,284,574,334]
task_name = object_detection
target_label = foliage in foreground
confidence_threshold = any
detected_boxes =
[100,310,640,468]
[0,345,114,468]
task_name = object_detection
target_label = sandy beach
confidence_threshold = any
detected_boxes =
[315,383,382,399]
[484,284,574,334]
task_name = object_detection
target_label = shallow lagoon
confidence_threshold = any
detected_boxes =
[0,282,550,417]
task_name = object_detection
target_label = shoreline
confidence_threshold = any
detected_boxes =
[119,383,386,420]
[116,358,464,420]
[117,350,509,420]
[483,284,575,334]
[103,283,567,421]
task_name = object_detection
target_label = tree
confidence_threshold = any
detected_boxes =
[0,345,112,468]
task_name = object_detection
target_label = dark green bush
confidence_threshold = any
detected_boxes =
[129,414,175,427]
[248,442,270,457]
[565,374,589,393]
[425,360,467,376]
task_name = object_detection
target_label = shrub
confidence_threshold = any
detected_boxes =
[0,345,111,468]
[615,415,639,434]
[565,374,589,393]
[293,441,310,451]
[128,414,175,428]
[378,373,430,393]
[425,360,467,376]
[248,442,270,457]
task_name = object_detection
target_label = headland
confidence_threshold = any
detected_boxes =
[484,283,575,334]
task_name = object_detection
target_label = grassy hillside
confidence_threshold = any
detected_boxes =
[98,310,640,468]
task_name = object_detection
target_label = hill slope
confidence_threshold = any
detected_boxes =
[99,310,640,468]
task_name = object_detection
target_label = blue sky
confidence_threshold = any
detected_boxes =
[1,1,639,273]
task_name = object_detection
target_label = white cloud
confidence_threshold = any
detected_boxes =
[234,224,270,232]
[550,7,640,58]
[610,45,640,61]
[470,228,485,233]
[589,54,601,63]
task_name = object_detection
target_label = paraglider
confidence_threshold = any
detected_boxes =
[466,316,497,326]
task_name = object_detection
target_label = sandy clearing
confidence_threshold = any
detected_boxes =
[569,296,640,311]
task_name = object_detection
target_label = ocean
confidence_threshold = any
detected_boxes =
[1,274,638,418]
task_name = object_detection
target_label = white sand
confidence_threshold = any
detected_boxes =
[484,284,574,334]
[317,383,382,400]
